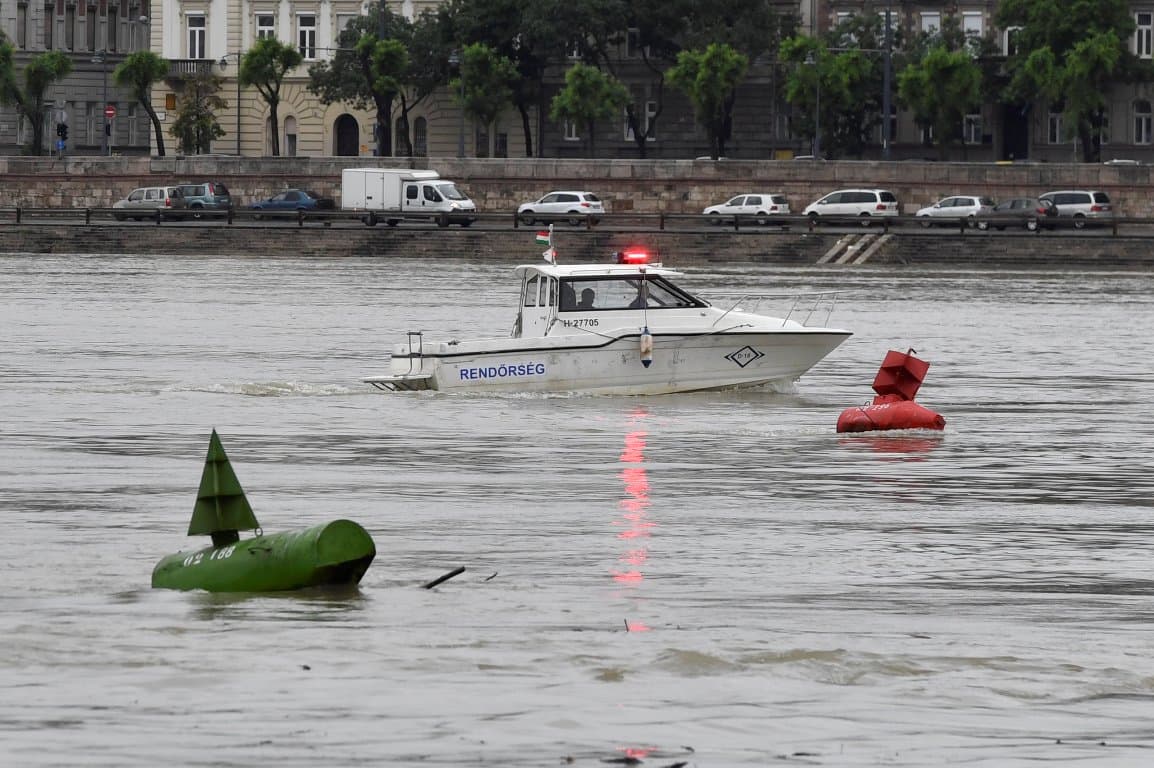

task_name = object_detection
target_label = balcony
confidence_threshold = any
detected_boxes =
[167,59,218,80]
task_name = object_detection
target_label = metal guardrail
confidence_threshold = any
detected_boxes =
[0,207,1137,235]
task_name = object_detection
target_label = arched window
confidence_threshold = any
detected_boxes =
[414,117,427,157]
[1135,100,1152,144]
[284,116,298,156]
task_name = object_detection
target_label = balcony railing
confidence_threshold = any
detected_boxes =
[167,59,218,78]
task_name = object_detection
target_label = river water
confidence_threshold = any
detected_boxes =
[2,253,1153,767]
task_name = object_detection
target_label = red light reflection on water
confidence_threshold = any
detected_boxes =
[612,409,652,586]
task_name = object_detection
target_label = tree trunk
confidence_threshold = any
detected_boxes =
[269,100,280,156]
[143,101,166,157]
[518,103,534,157]
[374,94,394,157]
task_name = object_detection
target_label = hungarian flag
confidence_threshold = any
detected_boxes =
[535,232,551,245]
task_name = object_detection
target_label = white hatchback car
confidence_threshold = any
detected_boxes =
[703,193,791,225]
[803,189,900,226]
[517,191,604,226]
[915,195,995,227]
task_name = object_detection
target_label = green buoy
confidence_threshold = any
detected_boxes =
[152,430,376,592]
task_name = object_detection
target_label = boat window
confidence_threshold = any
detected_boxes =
[545,277,557,307]
[523,275,540,307]
[559,276,703,311]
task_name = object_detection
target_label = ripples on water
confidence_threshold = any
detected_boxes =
[2,254,1154,766]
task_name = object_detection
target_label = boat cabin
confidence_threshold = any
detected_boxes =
[512,259,708,338]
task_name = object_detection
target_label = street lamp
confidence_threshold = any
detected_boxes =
[218,54,243,156]
[448,49,464,158]
[92,49,109,156]
[805,52,821,159]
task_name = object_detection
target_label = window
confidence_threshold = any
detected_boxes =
[1138,13,1153,58]
[1135,100,1152,144]
[187,14,206,59]
[298,15,316,59]
[626,28,642,59]
[624,101,657,142]
[414,116,427,157]
[921,124,934,144]
[1004,26,1022,56]
[563,120,579,141]
[962,11,983,54]
[17,4,27,48]
[495,132,507,158]
[964,114,982,144]
[336,14,357,35]
[1100,113,1111,145]
[284,116,297,156]
[257,14,275,40]
[86,6,96,51]
[43,3,53,49]
[64,5,75,50]
[1048,111,1063,144]
[920,12,940,35]
[108,7,118,51]
[475,124,489,157]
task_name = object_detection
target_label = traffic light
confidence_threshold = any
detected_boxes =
[56,123,68,141]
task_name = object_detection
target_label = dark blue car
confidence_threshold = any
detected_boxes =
[249,189,335,217]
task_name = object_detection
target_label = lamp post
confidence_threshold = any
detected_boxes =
[882,1,893,160]
[92,49,109,156]
[218,54,242,156]
[448,49,464,158]
[806,52,821,159]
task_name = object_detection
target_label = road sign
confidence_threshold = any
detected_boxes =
[104,105,117,119]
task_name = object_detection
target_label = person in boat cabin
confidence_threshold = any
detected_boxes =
[577,287,596,310]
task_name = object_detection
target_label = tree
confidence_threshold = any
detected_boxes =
[998,0,1140,162]
[169,70,226,155]
[549,63,629,157]
[455,43,517,155]
[239,37,302,156]
[668,43,748,159]
[0,45,73,155]
[898,45,982,158]
[114,51,170,157]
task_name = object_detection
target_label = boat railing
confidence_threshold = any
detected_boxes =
[706,291,843,327]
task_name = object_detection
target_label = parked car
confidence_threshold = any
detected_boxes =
[248,189,336,217]
[703,193,791,225]
[516,191,604,226]
[915,195,995,227]
[803,189,900,226]
[112,185,188,221]
[178,181,233,217]
[1038,190,1113,229]
[976,197,1058,231]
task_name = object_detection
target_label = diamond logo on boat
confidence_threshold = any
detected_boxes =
[726,346,764,368]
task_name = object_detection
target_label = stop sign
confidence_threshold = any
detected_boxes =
[104,105,116,119]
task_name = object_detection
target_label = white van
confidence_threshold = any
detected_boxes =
[341,168,477,227]
[804,189,901,226]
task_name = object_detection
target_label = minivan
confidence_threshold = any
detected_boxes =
[112,186,188,221]
[1038,190,1112,228]
[803,189,901,226]
[178,181,233,217]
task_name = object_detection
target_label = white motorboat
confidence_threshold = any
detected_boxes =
[364,246,851,395]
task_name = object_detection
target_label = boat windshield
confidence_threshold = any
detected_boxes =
[558,275,705,312]
[436,182,469,201]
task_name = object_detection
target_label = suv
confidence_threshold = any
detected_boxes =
[178,182,233,217]
[517,191,604,226]
[112,186,188,221]
[1038,190,1113,229]
[804,189,900,226]
[703,193,791,225]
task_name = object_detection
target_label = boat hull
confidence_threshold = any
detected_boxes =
[366,330,850,395]
[151,520,376,592]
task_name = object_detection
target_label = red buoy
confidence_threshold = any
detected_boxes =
[837,349,945,433]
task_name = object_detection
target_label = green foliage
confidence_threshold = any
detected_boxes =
[549,63,629,157]
[239,37,302,156]
[0,45,72,155]
[454,43,518,137]
[169,71,226,155]
[114,51,170,156]
[998,0,1137,161]
[897,45,982,155]
[667,43,748,159]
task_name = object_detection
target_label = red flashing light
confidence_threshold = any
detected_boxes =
[615,249,651,265]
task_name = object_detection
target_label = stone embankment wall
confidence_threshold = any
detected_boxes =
[2,224,1153,269]
[2,156,1153,217]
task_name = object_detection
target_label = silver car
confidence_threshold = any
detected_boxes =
[1038,190,1113,229]
[112,185,189,221]
[517,191,604,226]
[703,193,791,225]
[915,195,995,227]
